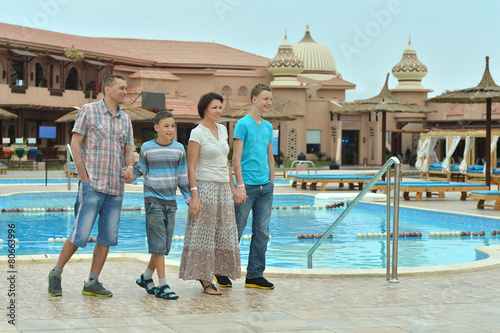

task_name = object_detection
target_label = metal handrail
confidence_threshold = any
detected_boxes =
[66,144,74,190]
[307,156,401,282]
[290,160,317,175]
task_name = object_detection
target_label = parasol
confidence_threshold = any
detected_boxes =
[55,104,157,123]
[333,73,436,165]
[0,108,18,120]
[426,56,500,186]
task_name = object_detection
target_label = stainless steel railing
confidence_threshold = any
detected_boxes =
[289,160,317,175]
[306,156,401,283]
[66,144,74,190]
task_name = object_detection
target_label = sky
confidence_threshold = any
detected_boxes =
[2,0,500,101]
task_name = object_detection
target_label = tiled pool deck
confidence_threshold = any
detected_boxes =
[1,170,500,332]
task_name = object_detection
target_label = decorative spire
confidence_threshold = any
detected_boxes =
[392,36,428,89]
[267,30,304,86]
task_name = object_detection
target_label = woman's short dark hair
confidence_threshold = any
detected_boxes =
[197,92,223,119]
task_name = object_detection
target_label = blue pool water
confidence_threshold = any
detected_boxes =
[0,178,291,185]
[1,193,500,269]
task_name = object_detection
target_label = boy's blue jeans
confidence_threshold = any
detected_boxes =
[234,182,274,279]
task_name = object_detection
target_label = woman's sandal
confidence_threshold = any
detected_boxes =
[198,280,222,295]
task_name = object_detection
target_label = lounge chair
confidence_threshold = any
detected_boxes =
[469,190,500,210]
[64,163,78,177]
[465,165,500,185]
[424,162,462,181]
[369,181,489,201]
[275,167,287,177]
[288,174,373,191]
[0,162,7,174]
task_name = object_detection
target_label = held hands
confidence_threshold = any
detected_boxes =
[122,166,133,184]
[232,187,247,205]
[189,198,202,217]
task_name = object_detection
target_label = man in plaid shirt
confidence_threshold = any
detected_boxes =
[48,75,135,297]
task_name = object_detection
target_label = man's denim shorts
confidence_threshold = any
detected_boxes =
[69,182,123,248]
[145,202,177,255]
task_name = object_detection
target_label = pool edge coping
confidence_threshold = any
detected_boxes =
[6,245,500,278]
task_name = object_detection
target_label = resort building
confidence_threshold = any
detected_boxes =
[1,21,499,166]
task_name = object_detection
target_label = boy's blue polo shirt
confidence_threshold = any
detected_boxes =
[233,115,274,185]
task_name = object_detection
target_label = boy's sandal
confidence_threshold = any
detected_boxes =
[155,284,179,300]
[136,274,157,295]
[198,280,222,295]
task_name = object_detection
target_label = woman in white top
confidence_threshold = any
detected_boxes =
[179,92,241,295]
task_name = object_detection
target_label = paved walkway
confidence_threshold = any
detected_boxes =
[1,170,500,332]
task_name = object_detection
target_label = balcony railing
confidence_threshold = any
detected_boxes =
[49,88,64,97]
[10,86,26,94]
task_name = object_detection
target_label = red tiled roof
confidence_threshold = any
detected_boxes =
[129,70,180,80]
[0,22,269,69]
[129,96,198,118]
[214,69,265,77]
[298,76,356,88]
[101,38,269,69]
[165,99,199,118]
[0,22,151,64]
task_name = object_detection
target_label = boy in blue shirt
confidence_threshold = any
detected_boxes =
[123,111,191,299]
[215,83,275,289]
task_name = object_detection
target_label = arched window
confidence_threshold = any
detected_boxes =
[238,86,248,96]
[35,63,47,87]
[65,67,79,90]
[10,59,25,86]
[221,85,232,96]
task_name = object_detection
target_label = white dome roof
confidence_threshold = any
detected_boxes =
[292,24,339,80]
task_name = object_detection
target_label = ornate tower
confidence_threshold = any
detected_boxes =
[392,36,428,89]
[267,30,304,86]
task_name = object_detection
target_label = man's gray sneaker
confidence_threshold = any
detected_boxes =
[48,269,62,297]
[82,280,113,297]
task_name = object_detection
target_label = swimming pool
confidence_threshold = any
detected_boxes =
[0,178,292,185]
[1,193,500,269]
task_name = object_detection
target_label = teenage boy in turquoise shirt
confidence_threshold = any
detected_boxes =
[215,83,275,289]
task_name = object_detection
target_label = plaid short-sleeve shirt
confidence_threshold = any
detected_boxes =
[72,100,134,196]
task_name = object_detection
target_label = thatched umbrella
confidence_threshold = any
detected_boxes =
[426,56,500,186]
[333,73,436,165]
[0,108,18,120]
[221,95,299,122]
[55,104,157,123]
[221,96,298,166]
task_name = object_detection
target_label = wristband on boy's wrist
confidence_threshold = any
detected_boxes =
[190,187,198,191]
[237,184,245,188]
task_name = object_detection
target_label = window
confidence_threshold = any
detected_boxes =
[10,59,25,86]
[221,85,232,96]
[35,63,47,87]
[306,130,321,154]
[238,86,248,96]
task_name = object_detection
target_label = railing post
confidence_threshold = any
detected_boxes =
[390,162,401,283]
[386,168,391,281]
[66,144,74,191]
[307,157,401,276]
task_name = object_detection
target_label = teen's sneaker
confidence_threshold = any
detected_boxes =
[136,274,157,295]
[214,275,232,288]
[245,277,275,289]
[82,280,113,297]
[47,269,62,297]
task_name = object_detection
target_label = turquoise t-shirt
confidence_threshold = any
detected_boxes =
[233,115,274,185]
